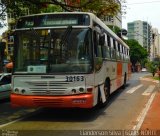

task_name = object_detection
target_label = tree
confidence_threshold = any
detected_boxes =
[146,61,157,77]
[125,39,148,68]
[0,0,121,28]
[108,25,121,34]
[80,0,119,17]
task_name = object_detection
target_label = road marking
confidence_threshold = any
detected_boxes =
[142,85,155,96]
[0,109,39,129]
[126,84,143,94]
[132,92,156,131]
[0,117,25,128]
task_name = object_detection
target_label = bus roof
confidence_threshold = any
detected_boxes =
[18,12,95,17]
[16,12,129,49]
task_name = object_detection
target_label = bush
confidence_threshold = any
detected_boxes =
[146,61,157,77]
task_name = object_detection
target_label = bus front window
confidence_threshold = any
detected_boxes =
[14,28,93,74]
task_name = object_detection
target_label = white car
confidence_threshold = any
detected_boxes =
[141,68,147,72]
[0,73,11,100]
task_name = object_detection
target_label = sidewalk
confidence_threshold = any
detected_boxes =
[140,91,160,130]
[139,75,160,135]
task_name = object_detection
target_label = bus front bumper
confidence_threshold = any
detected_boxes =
[11,93,94,108]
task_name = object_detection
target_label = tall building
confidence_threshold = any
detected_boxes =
[151,28,160,60]
[127,20,152,52]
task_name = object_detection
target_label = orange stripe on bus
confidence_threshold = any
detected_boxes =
[11,93,93,108]
[117,62,122,76]
[116,62,122,87]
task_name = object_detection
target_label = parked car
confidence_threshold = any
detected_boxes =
[0,73,11,100]
[141,68,147,72]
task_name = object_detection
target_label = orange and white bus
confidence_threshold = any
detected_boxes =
[11,12,131,108]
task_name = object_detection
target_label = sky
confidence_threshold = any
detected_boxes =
[122,0,160,31]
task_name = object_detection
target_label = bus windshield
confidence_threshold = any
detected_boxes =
[14,28,93,74]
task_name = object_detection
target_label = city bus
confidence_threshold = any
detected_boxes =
[11,12,131,108]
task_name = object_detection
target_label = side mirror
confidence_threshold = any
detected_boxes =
[94,57,103,71]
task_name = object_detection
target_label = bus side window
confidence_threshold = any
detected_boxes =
[121,45,124,60]
[119,44,123,60]
[97,34,102,58]
[110,38,116,60]
[124,47,126,61]
[107,35,111,58]
[112,39,116,59]
[102,34,108,58]
[94,30,102,58]
[117,43,121,60]
[93,30,103,71]
[93,31,98,57]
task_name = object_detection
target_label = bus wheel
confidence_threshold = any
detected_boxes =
[98,80,110,108]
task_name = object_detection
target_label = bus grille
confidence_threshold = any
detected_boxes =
[26,81,70,95]
[33,98,64,107]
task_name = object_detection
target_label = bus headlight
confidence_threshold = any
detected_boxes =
[79,87,84,93]
[14,88,19,93]
[21,89,26,94]
[71,89,77,94]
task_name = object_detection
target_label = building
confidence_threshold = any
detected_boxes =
[127,20,152,52]
[103,0,122,29]
[151,28,160,60]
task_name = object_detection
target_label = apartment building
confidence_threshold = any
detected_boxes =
[151,28,160,60]
[127,20,152,52]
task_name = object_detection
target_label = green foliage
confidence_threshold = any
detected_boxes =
[81,0,119,18]
[124,39,148,67]
[41,5,63,13]
[153,77,160,81]
[146,61,158,77]
[107,25,121,34]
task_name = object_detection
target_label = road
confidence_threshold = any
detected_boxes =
[0,72,158,136]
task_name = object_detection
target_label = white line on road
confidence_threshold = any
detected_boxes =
[0,117,25,128]
[142,85,155,96]
[126,84,143,94]
[132,92,156,131]
[0,109,39,129]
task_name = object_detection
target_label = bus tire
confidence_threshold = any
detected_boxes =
[98,79,110,108]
